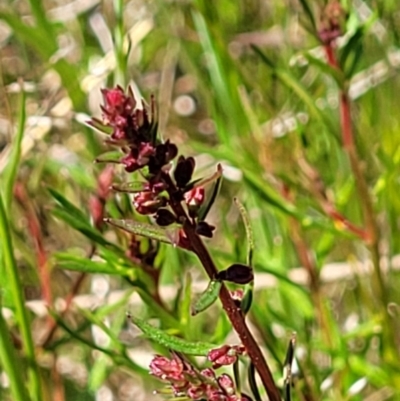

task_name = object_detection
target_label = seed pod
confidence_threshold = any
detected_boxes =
[195,221,215,238]
[155,208,176,226]
[216,264,253,285]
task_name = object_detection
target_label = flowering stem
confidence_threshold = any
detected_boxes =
[187,227,281,401]
[94,86,281,399]
[165,174,281,401]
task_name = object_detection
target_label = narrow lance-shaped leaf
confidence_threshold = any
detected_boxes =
[52,208,116,248]
[297,0,317,32]
[233,199,255,314]
[303,53,345,87]
[86,117,113,134]
[129,316,217,356]
[95,150,123,164]
[251,45,337,137]
[234,198,254,267]
[198,164,223,221]
[2,87,25,210]
[112,181,146,193]
[105,218,181,245]
[191,280,222,316]
[48,187,88,222]
[54,252,134,278]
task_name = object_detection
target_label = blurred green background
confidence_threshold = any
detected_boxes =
[1,0,400,400]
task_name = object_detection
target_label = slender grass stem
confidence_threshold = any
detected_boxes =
[113,0,127,86]
[0,297,31,401]
[0,195,42,401]
[3,84,25,211]
[27,0,53,34]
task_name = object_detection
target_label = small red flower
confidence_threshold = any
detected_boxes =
[185,186,205,217]
[207,345,246,369]
[149,355,184,381]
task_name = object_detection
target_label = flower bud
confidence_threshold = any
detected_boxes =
[184,186,205,217]
[174,156,195,188]
[217,374,235,396]
[207,345,237,369]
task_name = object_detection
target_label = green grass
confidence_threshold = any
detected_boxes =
[1,0,400,400]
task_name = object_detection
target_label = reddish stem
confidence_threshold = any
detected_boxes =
[323,42,395,357]
[14,183,52,309]
[164,173,281,401]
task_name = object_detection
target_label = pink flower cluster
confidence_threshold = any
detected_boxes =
[92,86,216,238]
[150,350,251,401]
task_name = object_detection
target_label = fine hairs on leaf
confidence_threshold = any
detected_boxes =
[129,315,217,356]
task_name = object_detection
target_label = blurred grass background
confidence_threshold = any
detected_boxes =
[1,0,400,400]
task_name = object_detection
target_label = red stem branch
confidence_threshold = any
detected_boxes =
[165,174,281,401]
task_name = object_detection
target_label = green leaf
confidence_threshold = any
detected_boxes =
[48,187,88,222]
[233,198,254,266]
[191,280,222,316]
[251,45,336,136]
[303,53,345,87]
[243,169,299,218]
[87,118,113,135]
[0,11,85,108]
[50,310,146,374]
[105,218,181,245]
[191,10,238,145]
[95,151,123,164]
[198,172,223,222]
[54,252,135,278]
[348,356,390,388]
[52,208,115,248]
[130,316,217,355]
[2,88,25,210]
[339,27,364,73]
[112,181,146,193]
[297,0,316,31]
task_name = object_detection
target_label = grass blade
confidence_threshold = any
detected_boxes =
[0,299,31,401]
[0,194,42,401]
[2,86,25,210]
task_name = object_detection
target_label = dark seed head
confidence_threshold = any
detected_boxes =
[155,208,176,226]
[216,264,253,285]
[174,156,195,188]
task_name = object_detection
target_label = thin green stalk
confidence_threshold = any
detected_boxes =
[113,0,127,86]
[3,85,25,210]
[27,0,53,34]
[0,297,31,401]
[0,194,42,401]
